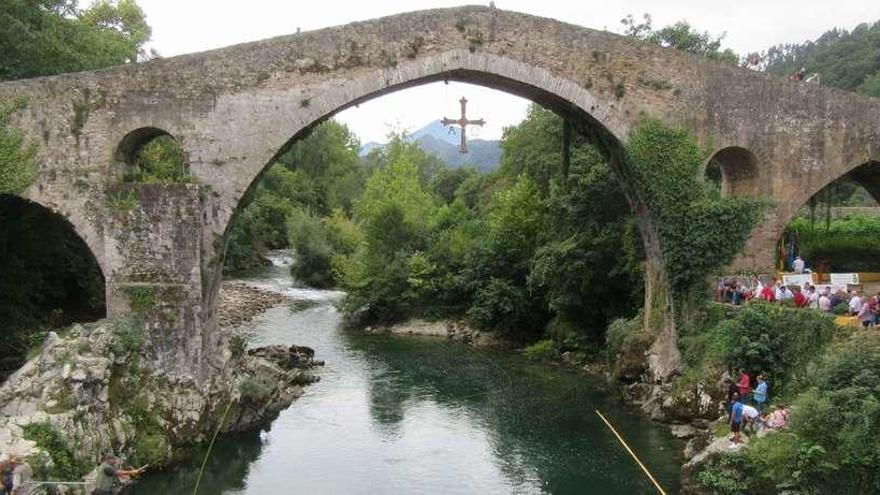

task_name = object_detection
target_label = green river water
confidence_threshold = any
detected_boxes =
[130,252,684,494]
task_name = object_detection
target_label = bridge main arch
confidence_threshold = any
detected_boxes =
[200,49,681,379]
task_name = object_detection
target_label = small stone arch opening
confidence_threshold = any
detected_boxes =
[114,127,190,183]
[0,194,106,382]
[705,147,760,198]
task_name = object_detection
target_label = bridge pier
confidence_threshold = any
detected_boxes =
[104,183,225,382]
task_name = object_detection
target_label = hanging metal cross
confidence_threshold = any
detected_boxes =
[441,97,485,154]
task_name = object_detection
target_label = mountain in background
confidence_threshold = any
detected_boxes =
[359,120,502,173]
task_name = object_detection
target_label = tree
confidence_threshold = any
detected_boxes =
[763,21,880,97]
[0,0,152,81]
[621,14,739,64]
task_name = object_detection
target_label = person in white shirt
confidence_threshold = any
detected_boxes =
[777,285,793,302]
[818,292,832,312]
[849,293,863,315]
[792,256,805,274]
[806,286,819,309]
[742,404,761,434]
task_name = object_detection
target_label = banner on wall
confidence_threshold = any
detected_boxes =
[816,284,848,294]
[830,273,860,286]
[782,274,813,288]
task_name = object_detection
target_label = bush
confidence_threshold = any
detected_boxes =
[287,208,335,288]
[832,302,850,315]
[695,332,880,494]
[711,303,836,395]
[606,313,652,380]
[128,135,192,184]
[131,431,170,466]
[787,332,880,492]
[21,422,90,481]
[523,339,558,361]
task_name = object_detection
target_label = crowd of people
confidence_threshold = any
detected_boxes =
[725,370,791,446]
[716,255,879,446]
[715,257,880,328]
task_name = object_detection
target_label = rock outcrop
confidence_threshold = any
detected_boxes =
[363,319,500,347]
[0,317,321,482]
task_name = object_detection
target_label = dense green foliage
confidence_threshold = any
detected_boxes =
[680,303,836,396]
[22,421,91,481]
[225,107,642,345]
[625,119,764,297]
[126,135,191,183]
[0,99,38,195]
[335,107,644,342]
[0,0,151,81]
[764,20,880,97]
[694,330,880,494]
[224,121,365,273]
[787,214,880,271]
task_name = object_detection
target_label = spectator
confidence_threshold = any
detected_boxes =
[742,404,761,435]
[778,285,793,303]
[737,369,751,402]
[760,282,776,302]
[819,291,833,312]
[849,292,863,315]
[806,285,819,309]
[792,255,805,274]
[753,375,769,413]
[858,300,873,328]
[830,290,844,310]
[764,404,790,429]
[729,392,745,445]
[793,287,807,308]
[774,281,785,302]
[724,377,738,413]
[869,292,880,326]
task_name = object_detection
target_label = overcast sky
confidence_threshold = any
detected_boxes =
[129,0,880,143]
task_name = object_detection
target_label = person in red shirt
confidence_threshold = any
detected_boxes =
[737,369,751,402]
[760,284,776,302]
[793,288,807,308]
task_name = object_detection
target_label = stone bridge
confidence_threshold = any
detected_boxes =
[1,6,878,380]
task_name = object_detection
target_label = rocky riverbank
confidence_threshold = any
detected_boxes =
[362,318,502,347]
[219,282,288,328]
[0,282,318,488]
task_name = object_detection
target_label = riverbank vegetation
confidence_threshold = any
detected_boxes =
[689,321,880,493]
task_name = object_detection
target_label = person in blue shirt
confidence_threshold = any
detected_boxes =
[729,393,744,445]
[753,375,769,413]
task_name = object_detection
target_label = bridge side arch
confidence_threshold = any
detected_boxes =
[704,146,761,198]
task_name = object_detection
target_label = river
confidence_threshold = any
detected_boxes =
[131,251,684,494]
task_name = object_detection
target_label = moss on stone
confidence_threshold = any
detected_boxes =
[22,421,90,481]
[121,285,156,315]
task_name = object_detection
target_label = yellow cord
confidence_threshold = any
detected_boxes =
[192,399,235,495]
[595,410,667,495]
